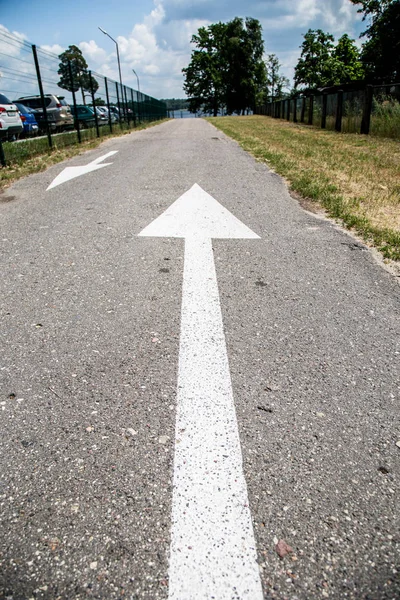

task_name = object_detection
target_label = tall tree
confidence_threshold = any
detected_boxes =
[183,23,226,116]
[294,29,364,88]
[222,17,266,115]
[58,45,99,105]
[332,34,364,82]
[183,17,266,116]
[265,54,289,101]
[294,29,335,88]
[350,0,400,82]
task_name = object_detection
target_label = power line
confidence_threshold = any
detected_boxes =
[0,30,32,51]
[0,51,33,66]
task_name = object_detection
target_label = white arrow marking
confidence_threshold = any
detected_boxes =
[46,151,118,190]
[139,184,263,600]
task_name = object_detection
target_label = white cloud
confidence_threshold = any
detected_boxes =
[79,40,107,64]
[74,1,200,98]
[40,43,64,55]
[0,24,41,99]
[261,0,360,34]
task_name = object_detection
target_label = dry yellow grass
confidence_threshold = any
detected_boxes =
[208,115,400,260]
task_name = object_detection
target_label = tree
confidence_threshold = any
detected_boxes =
[183,17,266,115]
[294,29,364,88]
[265,54,289,101]
[93,97,106,106]
[221,17,266,115]
[350,0,400,82]
[183,23,226,116]
[350,0,392,17]
[58,45,99,104]
[160,98,189,110]
[294,29,335,88]
[332,34,364,82]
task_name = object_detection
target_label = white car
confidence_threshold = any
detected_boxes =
[96,105,118,123]
[0,93,23,141]
[94,106,108,124]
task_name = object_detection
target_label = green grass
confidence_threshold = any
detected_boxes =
[371,97,400,139]
[207,115,400,261]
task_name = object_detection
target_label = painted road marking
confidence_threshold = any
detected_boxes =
[46,151,118,190]
[139,184,263,600]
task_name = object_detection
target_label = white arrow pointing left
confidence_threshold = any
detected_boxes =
[46,151,118,190]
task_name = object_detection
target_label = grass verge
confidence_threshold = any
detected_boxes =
[207,115,400,261]
[0,119,169,192]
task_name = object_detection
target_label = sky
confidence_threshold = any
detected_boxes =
[0,0,365,101]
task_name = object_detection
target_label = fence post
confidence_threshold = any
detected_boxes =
[137,91,141,123]
[321,93,328,129]
[123,86,130,127]
[293,98,297,123]
[130,88,137,127]
[67,61,81,144]
[300,97,306,123]
[104,77,113,133]
[144,95,148,122]
[32,44,52,149]
[89,71,99,138]
[286,99,290,121]
[115,83,123,129]
[308,95,314,125]
[335,90,343,132]
[0,140,6,167]
[361,85,373,135]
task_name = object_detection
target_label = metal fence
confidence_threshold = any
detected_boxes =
[255,83,400,139]
[0,29,167,166]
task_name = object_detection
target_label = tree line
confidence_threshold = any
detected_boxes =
[160,98,189,110]
[183,0,400,115]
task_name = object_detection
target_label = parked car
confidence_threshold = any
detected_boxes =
[70,104,96,128]
[17,94,73,132]
[0,93,23,141]
[94,107,108,124]
[97,106,118,123]
[14,102,39,137]
[108,106,120,121]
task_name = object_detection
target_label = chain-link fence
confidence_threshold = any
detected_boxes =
[255,83,400,139]
[0,29,167,166]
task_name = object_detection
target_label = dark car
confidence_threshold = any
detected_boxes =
[70,104,96,128]
[14,102,39,137]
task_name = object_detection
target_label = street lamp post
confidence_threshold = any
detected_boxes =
[98,25,128,122]
[132,68,141,123]
[98,27,123,90]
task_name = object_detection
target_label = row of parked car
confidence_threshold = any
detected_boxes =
[0,92,123,141]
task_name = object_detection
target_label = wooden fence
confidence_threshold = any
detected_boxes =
[255,83,400,137]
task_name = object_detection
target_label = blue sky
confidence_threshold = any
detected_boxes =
[1,0,365,100]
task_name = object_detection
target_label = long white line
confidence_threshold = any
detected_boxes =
[168,236,263,599]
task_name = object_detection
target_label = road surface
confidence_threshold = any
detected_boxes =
[0,119,399,599]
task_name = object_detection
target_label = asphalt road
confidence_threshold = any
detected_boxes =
[0,119,399,600]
